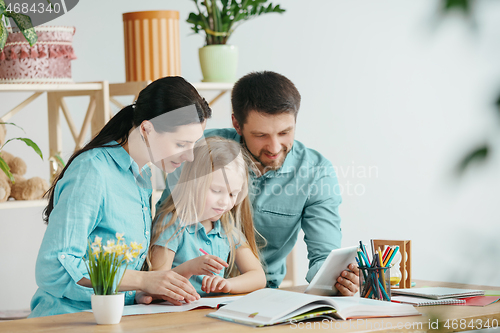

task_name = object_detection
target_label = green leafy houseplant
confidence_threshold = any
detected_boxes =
[84,233,142,295]
[0,0,48,51]
[187,0,285,45]
[0,122,43,183]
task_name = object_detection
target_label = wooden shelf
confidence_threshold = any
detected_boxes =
[0,82,104,92]
[0,199,47,210]
[191,82,234,90]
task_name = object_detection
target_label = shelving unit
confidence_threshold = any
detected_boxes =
[0,199,47,210]
[0,81,233,210]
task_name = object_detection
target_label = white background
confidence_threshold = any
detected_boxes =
[1,0,500,311]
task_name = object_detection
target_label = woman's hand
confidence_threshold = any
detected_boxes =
[335,263,360,296]
[176,255,229,277]
[202,275,231,294]
[140,270,200,304]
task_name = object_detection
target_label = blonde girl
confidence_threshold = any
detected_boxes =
[147,136,265,299]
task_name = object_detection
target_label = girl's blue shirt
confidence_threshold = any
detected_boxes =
[155,214,242,296]
[29,142,152,318]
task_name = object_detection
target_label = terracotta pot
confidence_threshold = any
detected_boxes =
[123,11,181,82]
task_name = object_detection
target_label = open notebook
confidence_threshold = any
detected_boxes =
[391,287,484,300]
[207,288,420,327]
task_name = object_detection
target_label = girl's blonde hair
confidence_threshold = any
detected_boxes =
[147,136,261,276]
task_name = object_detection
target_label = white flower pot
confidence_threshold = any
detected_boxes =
[91,293,125,325]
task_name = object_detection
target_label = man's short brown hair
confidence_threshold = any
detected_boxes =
[231,71,301,127]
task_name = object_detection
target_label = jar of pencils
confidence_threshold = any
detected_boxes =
[358,265,391,301]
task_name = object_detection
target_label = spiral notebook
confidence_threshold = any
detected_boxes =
[391,296,465,307]
[391,287,484,300]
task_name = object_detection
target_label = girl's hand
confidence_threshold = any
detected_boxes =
[202,275,231,294]
[183,255,229,276]
[141,270,200,304]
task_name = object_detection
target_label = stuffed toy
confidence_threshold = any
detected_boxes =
[0,123,50,202]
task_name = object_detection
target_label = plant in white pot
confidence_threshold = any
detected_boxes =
[187,0,285,82]
[84,233,142,325]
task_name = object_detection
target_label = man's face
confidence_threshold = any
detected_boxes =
[233,111,295,172]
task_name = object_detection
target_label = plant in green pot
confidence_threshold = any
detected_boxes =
[187,0,285,82]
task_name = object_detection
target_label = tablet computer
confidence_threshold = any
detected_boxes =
[304,246,359,296]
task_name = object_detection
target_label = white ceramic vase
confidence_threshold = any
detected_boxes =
[91,293,125,325]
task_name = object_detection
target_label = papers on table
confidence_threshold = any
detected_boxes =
[122,296,242,316]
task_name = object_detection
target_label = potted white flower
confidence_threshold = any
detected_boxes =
[187,0,285,82]
[84,233,143,325]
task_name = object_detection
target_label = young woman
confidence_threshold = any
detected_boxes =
[147,137,266,300]
[29,77,212,318]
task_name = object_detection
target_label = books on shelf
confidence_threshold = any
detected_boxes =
[391,287,485,300]
[207,288,420,327]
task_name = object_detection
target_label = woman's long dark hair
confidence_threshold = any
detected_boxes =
[43,77,212,224]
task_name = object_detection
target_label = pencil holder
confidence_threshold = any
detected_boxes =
[358,265,391,301]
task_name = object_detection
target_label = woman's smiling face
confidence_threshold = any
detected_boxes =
[146,121,206,173]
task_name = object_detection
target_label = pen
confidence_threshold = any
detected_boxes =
[199,248,209,255]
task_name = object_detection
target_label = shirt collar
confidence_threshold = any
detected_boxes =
[104,141,134,171]
[104,140,152,184]
[187,220,224,237]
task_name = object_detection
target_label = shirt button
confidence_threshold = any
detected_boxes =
[145,231,150,235]
[206,241,210,245]
[143,206,148,211]
[128,291,133,296]
[60,255,65,259]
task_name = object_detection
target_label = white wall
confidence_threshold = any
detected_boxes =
[1,0,500,311]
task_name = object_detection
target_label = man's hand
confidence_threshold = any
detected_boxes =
[335,263,359,296]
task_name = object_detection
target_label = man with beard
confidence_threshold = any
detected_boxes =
[157,71,359,296]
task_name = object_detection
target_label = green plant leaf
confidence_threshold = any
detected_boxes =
[7,12,37,47]
[0,156,14,183]
[54,153,66,167]
[2,137,43,159]
[443,0,470,13]
[457,145,489,174]
[0,16,7,51]
[0,0,6,16]
[0,122,25,132]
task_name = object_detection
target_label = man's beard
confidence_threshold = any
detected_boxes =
[241,136,289,172]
